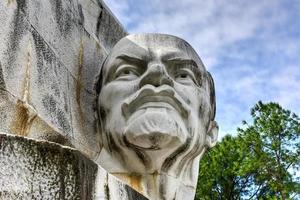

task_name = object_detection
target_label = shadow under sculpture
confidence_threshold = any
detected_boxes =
[95,33,218,200]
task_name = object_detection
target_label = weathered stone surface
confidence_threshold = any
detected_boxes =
[0,0,127,158]
[0,132,149,200]
[95,164,149,200]
[0,132,97,199]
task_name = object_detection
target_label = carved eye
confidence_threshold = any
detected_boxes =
[174,69,196,84]
[115,65,139,80]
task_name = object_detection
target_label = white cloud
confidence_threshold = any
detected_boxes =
[271,66,300,110]
[104,0,282,67]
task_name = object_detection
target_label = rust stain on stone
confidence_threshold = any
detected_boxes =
[10,100,36,136]
[130,174,143,194]
[76,39,84,114]
[114,173,143,194]
[10,41,37,136]
[151,170,159,185]
[7,0,15,6]
[75,39,87,134]
[151,170,159,196]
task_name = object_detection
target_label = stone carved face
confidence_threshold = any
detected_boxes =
[96,34,218,176]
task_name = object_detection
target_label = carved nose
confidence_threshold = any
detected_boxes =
[139,63,173,88]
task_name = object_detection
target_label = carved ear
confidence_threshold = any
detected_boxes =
[206,121,218,148]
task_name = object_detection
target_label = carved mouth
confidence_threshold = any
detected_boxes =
[122,85,189,120]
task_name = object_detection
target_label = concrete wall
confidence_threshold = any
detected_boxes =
[0,132,97,199]
[0,0,127,159]
[0,133,148,200]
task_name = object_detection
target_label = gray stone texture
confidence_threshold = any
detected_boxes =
[0,0,127,159]
[0,132,97,199]
[0,132,149,200]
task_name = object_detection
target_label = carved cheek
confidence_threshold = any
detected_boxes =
[99,81,139,112]
[190,88,208,111]
[196,91,211,129]
[175,86,211,129]
[174,84,200,109]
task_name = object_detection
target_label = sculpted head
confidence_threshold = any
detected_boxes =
[95,33,218,198]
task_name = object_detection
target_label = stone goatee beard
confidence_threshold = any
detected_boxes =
[123,107,188,150]
[99,101,205,176]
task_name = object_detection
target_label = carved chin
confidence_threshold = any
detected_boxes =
[123,108,187,150]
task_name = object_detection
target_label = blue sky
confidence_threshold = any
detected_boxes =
[103,0,300,138]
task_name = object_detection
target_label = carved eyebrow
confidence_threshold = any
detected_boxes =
[116,54,146,64]
[164,57,199,68]
[165,57,204,86]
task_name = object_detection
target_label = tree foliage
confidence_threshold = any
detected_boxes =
[195,102,300,200]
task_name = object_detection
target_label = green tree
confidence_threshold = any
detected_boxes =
[238,102,300,199]
[195,102,300,200]
[195,135,256,199]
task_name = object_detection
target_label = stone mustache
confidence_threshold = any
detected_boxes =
[95,33,218,200]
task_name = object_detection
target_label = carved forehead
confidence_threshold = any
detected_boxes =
[123,33,198,54]
[105,33,205,69]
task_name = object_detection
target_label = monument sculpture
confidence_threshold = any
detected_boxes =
[0,0,218,199]
[96,33,218,200]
